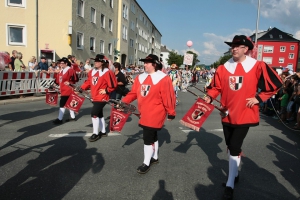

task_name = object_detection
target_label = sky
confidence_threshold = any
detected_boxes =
[137,0,300,65]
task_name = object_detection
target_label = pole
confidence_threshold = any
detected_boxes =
[255,0,261,44]
[36,0,39,59]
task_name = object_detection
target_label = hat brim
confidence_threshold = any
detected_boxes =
[224,41,254,50]
[139,58,156,63]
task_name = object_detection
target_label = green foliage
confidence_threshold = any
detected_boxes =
[211,54,232,68]
[167,50,200,67]
[167,51,183,67]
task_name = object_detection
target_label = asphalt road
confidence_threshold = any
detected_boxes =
[0,82,300,200]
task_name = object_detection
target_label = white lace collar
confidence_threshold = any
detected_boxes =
[138,70,166,85]
[224,56,257,74]
[62,66,70,75]
[91,68,109,76]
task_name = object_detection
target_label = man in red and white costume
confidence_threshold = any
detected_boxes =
[204,35,282,200]
[122,54,176,174]
[80,54,117,142]
[53,57,79,124]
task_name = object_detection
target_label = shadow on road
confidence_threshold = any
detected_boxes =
[152,180,173,200]
[0,137,104,199]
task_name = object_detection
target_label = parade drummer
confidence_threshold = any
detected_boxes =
[121,54,176,174]
[203,35,282,200]
[79,54,117,142]
[53,57,79,125]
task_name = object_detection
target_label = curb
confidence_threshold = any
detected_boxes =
[0,96,45,105]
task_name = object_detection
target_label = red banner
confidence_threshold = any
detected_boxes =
[180,98,215,131]
[64,93,85,113]
[109,106,130,132]
[45,92,58,106]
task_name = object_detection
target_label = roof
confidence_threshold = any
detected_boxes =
[160,45,170,53]
[250,27,300,42]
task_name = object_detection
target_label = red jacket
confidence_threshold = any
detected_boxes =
[122,70,176,129]
[81,68,117,102]
[207,56,282,127]
[56,67,78,96]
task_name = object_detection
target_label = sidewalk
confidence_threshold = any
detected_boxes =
[0,94,45,105]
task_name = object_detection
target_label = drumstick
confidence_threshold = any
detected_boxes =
[193,86,222,104]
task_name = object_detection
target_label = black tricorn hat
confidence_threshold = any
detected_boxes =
[57,57,71,66]
[139,54,160,64]
[224,35,254,50]
[91,54,109,63]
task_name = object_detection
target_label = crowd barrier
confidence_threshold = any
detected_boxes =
[0,71,88,97]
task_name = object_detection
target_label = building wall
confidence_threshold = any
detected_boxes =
[1,0,160,68]
[71,0,119,63]
[259,41,299,71]
[1,0,37,63]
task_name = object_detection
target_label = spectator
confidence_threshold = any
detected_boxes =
[79,62,85,71]
[278,88,289,122]
[113,62,128,100]
[84,59,92,72]
[28,56,38,72]
[14,52,26,72]
[8,50,17,71]
[38,56,49,72]
[48,61,56,73]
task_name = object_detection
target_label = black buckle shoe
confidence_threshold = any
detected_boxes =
[65,118,76,122]
[222,187,234,200]
[137,163,150,174]
[222,175,239,187]
[99,131,107,137]
[150,158,159,165]
[89,134,101,142]
[53,118,63,125]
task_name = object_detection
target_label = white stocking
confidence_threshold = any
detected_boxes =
[99,117,106,133]
[226,155,240,189]
[92,117,99,134]
[58,108,65,120]
[152,141,159,159]
[69,110,75,119]
[143,145,153,166]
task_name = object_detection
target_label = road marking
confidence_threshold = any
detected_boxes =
[182,129,223,133]
[49,132,121,137]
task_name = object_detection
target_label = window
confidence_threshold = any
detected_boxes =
[269,34,273,39]
[291,45,295,50]
[110,0,113,8]
[7,0,26,7]
[129,39,134,47]
[280,46,286,52]
[77,32,83,49]
[108,43,112,55]
[279,58,284,63]
[109,19,113,32]
[123,4,128,19]
[129,55,133,64]
[91,7,96,23]
[101,14,105,28]
[130,21,135,30]
[131,3,136,13]
[90,37,95,51]
[263,57,272,64]
[7,24,26,46]
[263,46,273,53]
[279,35,282,39]
[122,25,128,40]
[77,0,84,17]
[100,40,104,54]
[289,53,294,59]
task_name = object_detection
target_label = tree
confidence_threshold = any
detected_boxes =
[167,51,183,67]
[211,54,231,68]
